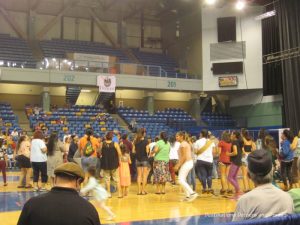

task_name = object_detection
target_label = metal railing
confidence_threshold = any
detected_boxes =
[36,58,192,79]
[0,58,196,79]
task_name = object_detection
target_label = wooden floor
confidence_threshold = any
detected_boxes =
[0,171,238,225]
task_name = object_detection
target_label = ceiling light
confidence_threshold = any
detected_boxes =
[236,0,245,10]
[81,89,91,93]
[205,0,217,5]
[255,10,276,20]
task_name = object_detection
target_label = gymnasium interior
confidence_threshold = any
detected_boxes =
[0,0,299,224]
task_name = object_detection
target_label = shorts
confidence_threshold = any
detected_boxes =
[103,169,119,184]
[136,160,150,168]
[242,154,249,166]
[81,157,98,172]
[16,155,31,168]
[219,161,231,166]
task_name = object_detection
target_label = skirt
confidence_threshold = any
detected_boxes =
[153,160,171,184]
[15,155,31,168]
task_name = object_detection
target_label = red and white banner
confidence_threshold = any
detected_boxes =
[97,75,116,93]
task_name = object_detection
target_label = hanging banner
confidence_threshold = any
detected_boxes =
[97,75,116,93]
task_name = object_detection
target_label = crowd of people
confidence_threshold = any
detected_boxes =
[0,126,299,224]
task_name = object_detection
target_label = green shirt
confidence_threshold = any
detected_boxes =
[154,140,170,162]
[288,188,300,213]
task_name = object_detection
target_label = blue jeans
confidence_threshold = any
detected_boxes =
[212,158,219,179]
[195,160,213,190]
[187,164,196,191]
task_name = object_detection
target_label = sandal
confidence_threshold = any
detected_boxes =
[25,185,33,189]
[155,192,161,195]
[137,193,142,195]
[17,185,25,188]
[142,192,148,195]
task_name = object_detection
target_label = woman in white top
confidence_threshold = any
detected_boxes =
[194,129,216,194]
[30,130,47,191]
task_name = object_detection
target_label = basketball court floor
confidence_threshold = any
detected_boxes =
[0,171,237,225]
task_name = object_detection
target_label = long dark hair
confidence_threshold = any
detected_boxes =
[47,132,58,156]
[17,135,27,151]
[135,128,145,143]
[221,131,231,143]
[243,130,252,141]
[283,129,294,143]
[86,128,93,141]
[160,131,168,144]
[169,135,176,146]
[200,129,209,138]
[265,135,278,158]
[232,130,243,147]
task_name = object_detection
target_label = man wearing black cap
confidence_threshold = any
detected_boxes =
[232,150,294,221]
[17,162,101,225]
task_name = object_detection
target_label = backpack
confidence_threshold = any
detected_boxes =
[83,141,95,157]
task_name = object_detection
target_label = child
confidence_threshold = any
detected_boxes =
[6,137,16,170]
[0,139,8,186]
[80,167,116,221]
[119,144,131,197]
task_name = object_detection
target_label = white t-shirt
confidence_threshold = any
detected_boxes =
[169,141,180,160]
[149,142,157,152]
[194,138,215,163]
[30,139,47,162]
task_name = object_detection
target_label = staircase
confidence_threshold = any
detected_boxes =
[14,110,32,134]
[66,86,81,105]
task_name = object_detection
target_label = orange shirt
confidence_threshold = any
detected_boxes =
[79,135,99,157]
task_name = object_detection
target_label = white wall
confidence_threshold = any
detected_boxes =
[0,84,65,96]
[202,6,263,91]
[230,90,282,107]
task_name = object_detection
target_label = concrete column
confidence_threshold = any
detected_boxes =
[41,87,51,112]
[117,20,127,48]
[28,10,36,40]
[144,91,155,115]
[189,93,201,125]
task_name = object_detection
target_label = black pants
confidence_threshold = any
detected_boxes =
[147,157,154,182]
[32,162,48,183]
[195,160,213,190]
[130,153,137,180]
[281,161,293,186]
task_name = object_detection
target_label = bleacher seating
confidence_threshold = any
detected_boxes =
[131,49,188,78]
[0,103,21,133]
[118,107,196,138]
[201,112,236,128]
[27,105,126,140]
[0,34,37,68]
[40,39,132,63]
[157,108,197,130]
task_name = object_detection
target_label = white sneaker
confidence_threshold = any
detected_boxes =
[187,193,198,202]
[180,196,190,202]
